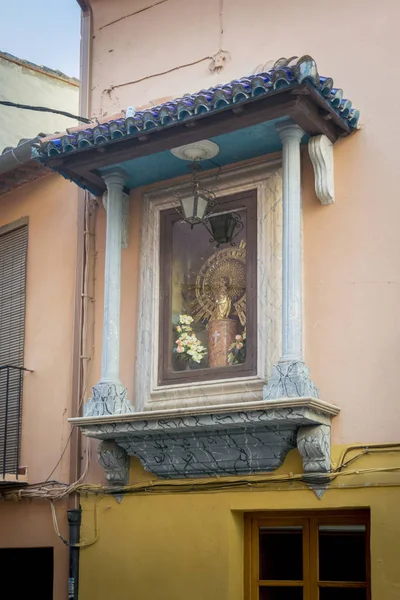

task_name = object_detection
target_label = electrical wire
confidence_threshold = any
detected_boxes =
[0,100,92,124]
[51,499,99,548]
[4,444,400,504]
[45,194,96,484]
[2,443,400,502]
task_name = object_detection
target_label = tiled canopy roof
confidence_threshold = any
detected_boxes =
[34,55,359,159]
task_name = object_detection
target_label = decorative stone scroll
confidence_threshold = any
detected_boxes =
[308,135,334,205]
[297,424,331,498]
[264,361,319,400]
[98,440,129,485]
[85,382,132,417]
[297,424,331,473]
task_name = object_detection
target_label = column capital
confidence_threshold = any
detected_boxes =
[102,168,127,190]
[276,120,305,143]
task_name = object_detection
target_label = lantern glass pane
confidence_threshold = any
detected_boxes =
[209,214,237,245]
[196,195,208,220]
[180,196,195,220]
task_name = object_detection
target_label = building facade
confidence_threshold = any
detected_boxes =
[9,0,400,598]
[0,56,80,599]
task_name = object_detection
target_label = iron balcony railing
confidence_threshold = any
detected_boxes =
[0,365,32,481]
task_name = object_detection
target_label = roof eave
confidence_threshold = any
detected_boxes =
[34,84,351,196]
[0,138,49,196]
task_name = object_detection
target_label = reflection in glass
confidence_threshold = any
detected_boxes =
[259,587,303,600]
[259,527,303,581]
[319,588,366,600]
[319,525,366,582]
[171,208,247,372]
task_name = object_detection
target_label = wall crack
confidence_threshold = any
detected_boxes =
[99,0,168,31]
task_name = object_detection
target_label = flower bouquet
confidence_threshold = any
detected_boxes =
[227,330,246,365]
[173,314,207,367]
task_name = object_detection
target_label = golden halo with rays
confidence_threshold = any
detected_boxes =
[194,240,246,324]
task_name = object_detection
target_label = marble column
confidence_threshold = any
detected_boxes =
[85,169,133,416]
[264,121,318,400]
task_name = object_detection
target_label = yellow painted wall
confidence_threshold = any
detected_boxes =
[79,447,400,600]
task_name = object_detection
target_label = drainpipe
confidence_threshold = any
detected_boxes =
[67,4,92,600]
[68,0,93,501]
[67,509,82,600]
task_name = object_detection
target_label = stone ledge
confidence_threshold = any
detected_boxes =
[71,398,339,481]
[146,376,265,411]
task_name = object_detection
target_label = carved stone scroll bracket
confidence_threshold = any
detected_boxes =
[84,381,133,417]
[308,135,334,205]
[264,360,319,400]
[98,440,129,486]
[102,191,130,248]
[297,424,331,498]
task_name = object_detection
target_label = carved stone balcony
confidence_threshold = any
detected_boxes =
[70,397,339,485]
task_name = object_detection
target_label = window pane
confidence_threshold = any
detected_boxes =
[319,525,366,582]
[170,208,247,373]
[319,588,366,600]
[259,527,303,581]
[260,587,303,600]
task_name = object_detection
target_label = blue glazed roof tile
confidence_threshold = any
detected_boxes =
[34,55,360,159]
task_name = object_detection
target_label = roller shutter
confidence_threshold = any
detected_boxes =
[0,222,28,477]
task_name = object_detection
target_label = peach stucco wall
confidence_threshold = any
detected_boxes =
[85,0,400,446]
[0,173,79,600]
[0,174,79,483]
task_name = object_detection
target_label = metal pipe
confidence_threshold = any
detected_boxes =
[67,508,82,600]
[67,10,91,599]
[69,0,93,508]
[16,368,23,479]
[0,139,39,176]
[2,367,10,477]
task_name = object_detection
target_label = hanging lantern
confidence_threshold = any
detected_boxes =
[175,163,217,227]
[178,182,215,226]
[207,212,244,246]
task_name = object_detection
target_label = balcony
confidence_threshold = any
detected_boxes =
[0,365,29,485]
[71,396,339,495]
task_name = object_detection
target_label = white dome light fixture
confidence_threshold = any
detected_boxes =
[170,140,220,162]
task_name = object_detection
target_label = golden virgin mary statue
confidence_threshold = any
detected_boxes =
[212,277,232,321]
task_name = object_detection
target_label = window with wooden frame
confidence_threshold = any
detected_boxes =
[158,190,257,385]
[244,510,371,600]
